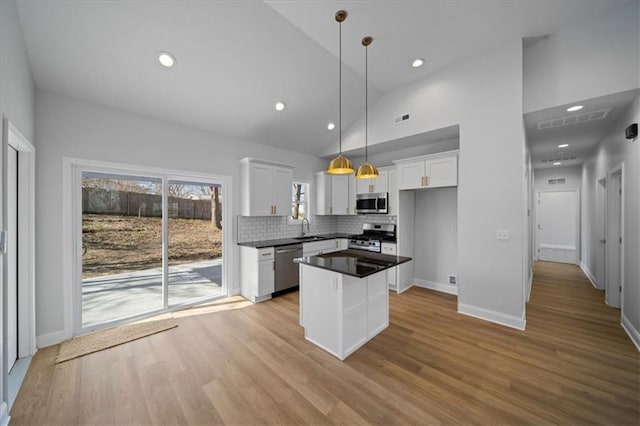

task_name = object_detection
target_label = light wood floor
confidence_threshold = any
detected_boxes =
[10,262,640,425]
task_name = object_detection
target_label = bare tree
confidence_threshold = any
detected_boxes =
[292,183,302,219]
[82,177,150,193]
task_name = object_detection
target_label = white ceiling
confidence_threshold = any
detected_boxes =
[15,0,632,157]
[525,89,639,169]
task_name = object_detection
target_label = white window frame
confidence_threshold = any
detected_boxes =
[288,181,310,224]
[63,157,232,337]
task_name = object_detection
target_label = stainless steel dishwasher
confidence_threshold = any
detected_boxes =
[274,244,303,293]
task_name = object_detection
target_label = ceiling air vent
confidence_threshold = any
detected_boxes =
[541,156,579,163]
[394,113,411,125]
[537,107,613,130]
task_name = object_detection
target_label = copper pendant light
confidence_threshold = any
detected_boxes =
[327,10,354,175]
[355,36,378,179]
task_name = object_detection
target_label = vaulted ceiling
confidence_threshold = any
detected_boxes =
[15,0,632,157]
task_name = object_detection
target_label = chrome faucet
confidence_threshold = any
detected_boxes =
[301,218,310,236]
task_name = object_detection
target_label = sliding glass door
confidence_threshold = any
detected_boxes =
[78,167,226,332]
[167,180,224,305]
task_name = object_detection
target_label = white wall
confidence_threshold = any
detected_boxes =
[581,94,640,348]
[0,0,35,420]
[413,188,457,286]
[34,90,325,344]
[534,165,582,190]
[524,2,639,113]
[0,0,35,143]
[337,41,527,329]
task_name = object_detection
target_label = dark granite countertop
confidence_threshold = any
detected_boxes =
[294,249,411,279]
[238,233,353,249]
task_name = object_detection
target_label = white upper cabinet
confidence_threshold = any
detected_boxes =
[240,158,294,216]
[315,172,356,215]
[356,170,389,194]
[394,150,459,190]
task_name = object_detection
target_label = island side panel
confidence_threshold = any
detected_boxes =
[299,264,341,358]
[366,271,389,338]
[342,275,368,358]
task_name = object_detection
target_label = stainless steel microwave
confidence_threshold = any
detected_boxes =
[356,192,388,214]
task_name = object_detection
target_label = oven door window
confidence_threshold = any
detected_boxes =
[356,197,377,211]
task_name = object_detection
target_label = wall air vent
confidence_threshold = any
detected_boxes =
[394,112,411,125]
[537,107,613,130]
[548,178,567,185]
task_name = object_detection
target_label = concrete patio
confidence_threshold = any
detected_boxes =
[82,259,223,327]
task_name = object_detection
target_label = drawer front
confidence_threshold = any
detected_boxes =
[257,247,274,261]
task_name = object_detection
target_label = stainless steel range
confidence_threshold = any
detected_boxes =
[348,223,396,253]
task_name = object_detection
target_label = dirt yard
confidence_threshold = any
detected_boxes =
[82,214,222,278]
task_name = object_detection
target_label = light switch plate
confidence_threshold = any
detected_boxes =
[0,230,7,254]
[496,230,509,240]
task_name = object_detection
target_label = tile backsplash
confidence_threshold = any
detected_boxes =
[337,215,397,235]
[237,214,396,243]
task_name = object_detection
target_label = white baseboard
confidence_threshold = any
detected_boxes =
[414,279,458,296]
[397,282,414,294]
[36,330,67,348]
[621,314,640,352]
[580,262,598,289]
[458,303,526,330]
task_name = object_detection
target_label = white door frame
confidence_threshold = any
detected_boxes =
[534,188,580,264]
[605,164,624,309]
[2,119,37,358]
[595,177,607,290]
[63,157,233,338]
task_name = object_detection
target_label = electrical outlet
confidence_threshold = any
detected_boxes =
[449,275,457,285]
[496,229,509,240]
[0,230,7,254]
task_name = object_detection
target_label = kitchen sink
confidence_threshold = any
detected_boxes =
[294,236,325,241]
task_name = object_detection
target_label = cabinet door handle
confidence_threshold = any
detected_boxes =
[272,260,275,271]
[425,176,430,186]
[330,206,333,214]
[369,184,373,193]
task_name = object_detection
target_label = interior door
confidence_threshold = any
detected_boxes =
[536,190,578,264]
[7,145,19,371]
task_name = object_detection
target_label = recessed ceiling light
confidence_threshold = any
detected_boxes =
[553,162,562,166]
[157,52,176,68]
[412,58,424,68]
[567,105,583,112]
[327,122,335,130]
[558,143,569,148]
[275,101,286,111]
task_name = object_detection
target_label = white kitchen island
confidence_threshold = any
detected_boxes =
[295,250,411,361]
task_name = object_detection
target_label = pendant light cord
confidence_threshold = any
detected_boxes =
[365,43,368,162]
[339,19,343,155]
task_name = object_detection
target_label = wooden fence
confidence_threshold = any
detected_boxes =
[82,188,213,219]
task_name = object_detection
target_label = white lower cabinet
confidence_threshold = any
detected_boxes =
[240,246,274,303]
[299,264,388,360]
